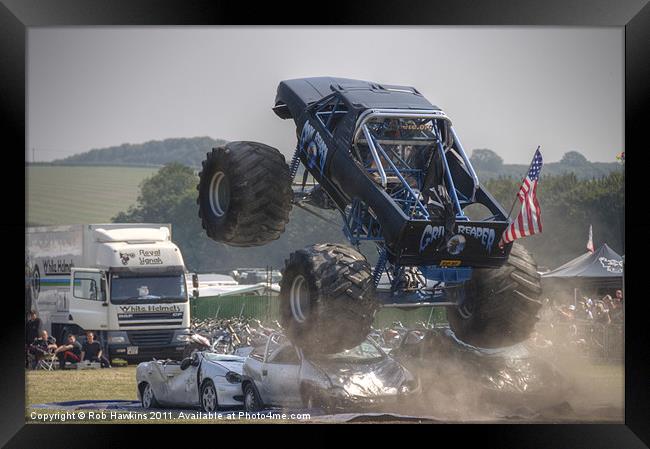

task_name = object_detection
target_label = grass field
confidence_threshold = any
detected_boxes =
[25,367,299,424]
[27,366,138,406]
[26,165,158,225]
[25,358,623,424]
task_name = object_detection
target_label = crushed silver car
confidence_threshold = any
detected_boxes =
[241,332,420,412]
[136,351,246,411]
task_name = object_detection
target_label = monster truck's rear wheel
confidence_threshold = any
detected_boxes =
[197,141,293,247]
[446,243,543,348]
[279,244,380,354]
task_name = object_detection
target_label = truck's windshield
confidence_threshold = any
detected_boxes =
[354,116,450,176]
[110,273,187,304]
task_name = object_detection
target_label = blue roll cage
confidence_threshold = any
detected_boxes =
[292,104,501,307]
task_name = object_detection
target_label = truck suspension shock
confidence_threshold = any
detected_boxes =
[289,145,302,180]
[372,250,388,288]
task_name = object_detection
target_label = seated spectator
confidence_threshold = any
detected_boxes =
[81,332,111,368]
[54,334,82,369]
[28,330,57,368]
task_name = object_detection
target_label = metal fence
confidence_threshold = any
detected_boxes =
[536,320,623,362]
[191,295,280,322]
[191,294,448,328]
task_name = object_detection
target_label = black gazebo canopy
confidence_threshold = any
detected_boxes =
[542,243,623,288]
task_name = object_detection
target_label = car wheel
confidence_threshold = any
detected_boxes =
[200,379,218,412]
[244,383,262,412]
[141,382,159,409]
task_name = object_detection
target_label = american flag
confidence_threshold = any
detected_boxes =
[498,148,543,248]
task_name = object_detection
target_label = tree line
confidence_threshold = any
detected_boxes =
[470,149,621,180]
[113,162,624,273]
[51,137,621,181]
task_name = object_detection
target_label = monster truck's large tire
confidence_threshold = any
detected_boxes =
[197,141,293,247]
[279,243,380,354]
[446,243,543,348]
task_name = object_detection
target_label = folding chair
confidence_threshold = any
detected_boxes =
[35,353,57,371]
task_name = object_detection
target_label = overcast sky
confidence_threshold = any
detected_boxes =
[27,27,623,164]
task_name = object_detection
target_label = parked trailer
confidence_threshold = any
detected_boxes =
[26,224,195,363]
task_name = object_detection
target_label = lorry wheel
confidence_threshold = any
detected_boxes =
[279,243,380,354]
[197,141,293,247]
[446,243,543,348]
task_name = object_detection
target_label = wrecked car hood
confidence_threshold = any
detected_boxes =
[311,358,409,397]
[203,354,246,374]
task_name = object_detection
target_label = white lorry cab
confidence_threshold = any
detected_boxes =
[25,224,193,363]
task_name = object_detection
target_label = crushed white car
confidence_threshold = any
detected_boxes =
[241,332,420,412]
[136,351,245,411]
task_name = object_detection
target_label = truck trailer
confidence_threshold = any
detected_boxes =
[25,223,192,363]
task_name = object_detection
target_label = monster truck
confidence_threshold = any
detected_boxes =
[197,77,542,353]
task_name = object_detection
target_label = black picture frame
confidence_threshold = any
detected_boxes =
[3,0,648,446]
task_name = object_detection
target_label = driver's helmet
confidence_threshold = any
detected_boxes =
[383,118,401,138]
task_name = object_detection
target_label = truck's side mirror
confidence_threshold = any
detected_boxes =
[192,273,199,289]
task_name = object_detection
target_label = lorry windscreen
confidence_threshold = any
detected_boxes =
[110,273,187,304]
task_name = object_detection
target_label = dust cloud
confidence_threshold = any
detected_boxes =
[379,323,624,423]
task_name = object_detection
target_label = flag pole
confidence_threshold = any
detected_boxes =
[506,145,540,219]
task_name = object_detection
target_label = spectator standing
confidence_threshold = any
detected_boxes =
[54,334,82,369]
[25,310,43,345]
[81,332,111,368]
[609,291,624,323]
[578,297,594,320]
[594,302,612,325]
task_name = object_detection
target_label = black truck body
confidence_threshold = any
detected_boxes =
[274,77,511,269]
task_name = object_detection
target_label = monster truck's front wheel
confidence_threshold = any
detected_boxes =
[446,243,543,348]
[279,244,380,354]
[197,141,293,247]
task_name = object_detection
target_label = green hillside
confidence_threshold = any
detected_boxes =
[26,165,158,225]
[53,136,226,169]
